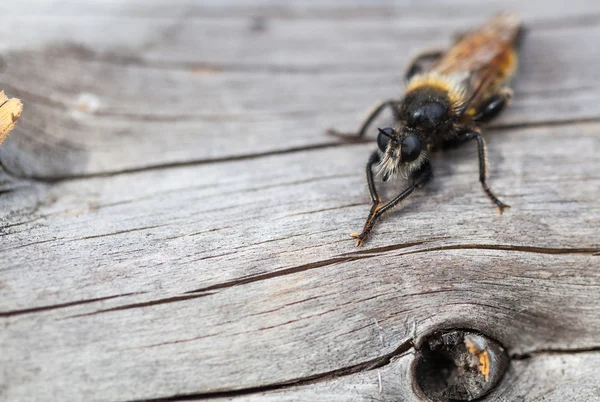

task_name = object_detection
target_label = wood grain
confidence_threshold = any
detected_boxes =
[1,2,600,178]
[196,351,600,402]
[1,121,599,401]
[1,1,599,401]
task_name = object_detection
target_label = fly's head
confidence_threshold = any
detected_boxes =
[376,126,427,182]
[374,83,460,181]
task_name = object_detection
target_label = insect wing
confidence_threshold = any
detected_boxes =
[431,13,522,114]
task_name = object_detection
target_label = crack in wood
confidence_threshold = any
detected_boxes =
[3,241,592,321]
[341,240,430,256]
[397,244,600,257]
[185,255,372,294]
[121,343,600,401]
[128,339,416,401]
[511,345,600,360]
[71,224,169,241]
[275,203,365,219]
[1,141,345,183]
[3,117,600,184]
[0,292,144,317]
[1,225,171,251]
[63,292,216,319]
[161,226,233,240]
[1,238,62,252]
[186,242,597,296]
[484,116,600,133]
[247,296,321,318]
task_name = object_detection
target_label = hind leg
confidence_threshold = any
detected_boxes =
[473,88,513,123]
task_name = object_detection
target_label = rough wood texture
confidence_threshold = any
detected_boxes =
[2,1,600,178]
[198,352,600,402]
[1,2,599,402]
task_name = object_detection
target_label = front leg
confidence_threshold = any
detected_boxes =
[350,149,385,245]
[327,99,401,139]
[361,150,383,225]
[352,162,432,246]
[459,130,510,214]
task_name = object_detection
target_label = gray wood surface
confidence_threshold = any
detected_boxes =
[2,0,600,178]
[1,1,599,402]
[198,351,600,402]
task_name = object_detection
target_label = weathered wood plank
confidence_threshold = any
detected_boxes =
[204,351,419,402]
[1,122,598,308]
[2,2,600,401]
[197,352,600,401]
[1,121,598,401]
[0,166,26,193]
[1,250,597,401]
[4,0,600,20]
[1,2,600,177]
[1,249,598,401]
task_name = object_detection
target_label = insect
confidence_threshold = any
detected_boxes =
[328,13,523,246]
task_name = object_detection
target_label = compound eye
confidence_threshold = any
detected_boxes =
[377,127,395,152]
[401,134,421,162]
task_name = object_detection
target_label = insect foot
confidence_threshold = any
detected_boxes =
[497,203,511,215]
[350,232,365,247]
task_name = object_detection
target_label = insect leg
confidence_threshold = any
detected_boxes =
[357,150,383,232]
[365,150,381,204]
[327,99,401,139]
[352,162,432,246]
[473,88,513,123]
[405,49,444,81]
[460,130,510,214]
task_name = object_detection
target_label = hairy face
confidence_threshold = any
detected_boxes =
[376,127,428,181]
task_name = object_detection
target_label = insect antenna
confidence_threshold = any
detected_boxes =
[377,127,399,144]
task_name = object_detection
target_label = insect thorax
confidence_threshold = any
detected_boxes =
[400,74,466,137]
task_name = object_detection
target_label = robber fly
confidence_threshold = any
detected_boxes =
[329,13,523,246]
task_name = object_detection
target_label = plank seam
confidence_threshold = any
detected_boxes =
[3,116,600,184]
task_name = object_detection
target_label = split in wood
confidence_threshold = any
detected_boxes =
[0,91,23,146]
[413,329,508,401]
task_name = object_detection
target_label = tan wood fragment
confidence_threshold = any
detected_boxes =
[0,91,22,146]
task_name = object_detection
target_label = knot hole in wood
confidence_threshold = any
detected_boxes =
[413,329,508,401]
